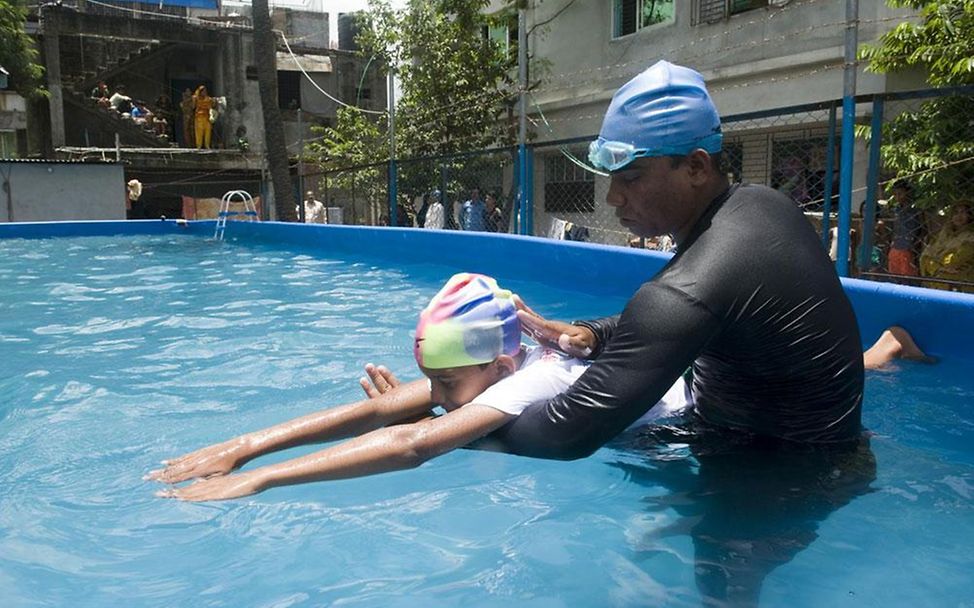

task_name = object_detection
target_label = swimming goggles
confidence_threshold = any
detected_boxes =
[587,133,723,172]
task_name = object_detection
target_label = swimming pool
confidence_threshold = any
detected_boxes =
[1,223,973,607]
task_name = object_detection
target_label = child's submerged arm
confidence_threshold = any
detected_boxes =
[149,378,434,484]
[161,404,513,501]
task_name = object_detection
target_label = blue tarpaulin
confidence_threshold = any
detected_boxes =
[106,0,219,8]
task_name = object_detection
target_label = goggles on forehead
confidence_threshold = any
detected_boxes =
[587,133,723,172]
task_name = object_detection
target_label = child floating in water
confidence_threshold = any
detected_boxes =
[150,273,690,501]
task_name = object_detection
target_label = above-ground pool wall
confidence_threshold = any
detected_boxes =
[1,219,972,361]
[228,222,974,361]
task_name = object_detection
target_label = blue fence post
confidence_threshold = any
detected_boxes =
[821,103,838,249]
[388,159,398,227]
[525,146,534,236]
[859,96,884,271]
[836,98,856,277]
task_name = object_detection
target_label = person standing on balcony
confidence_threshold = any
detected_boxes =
[192,85,214,149]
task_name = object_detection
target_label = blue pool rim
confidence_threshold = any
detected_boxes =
[3,219,973,361]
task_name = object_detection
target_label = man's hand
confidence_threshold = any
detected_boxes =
[156,470,265,502]
[146,437,250,484]
[514,296,597,359]
[359,363,401,398]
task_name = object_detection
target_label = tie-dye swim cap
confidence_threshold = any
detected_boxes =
[414,273,521,369]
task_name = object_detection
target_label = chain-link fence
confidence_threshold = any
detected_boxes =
[857,90,974,294]
[297,87,974,294]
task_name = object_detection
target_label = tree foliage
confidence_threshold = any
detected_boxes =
[360,0,518,158]
[306,106,387,223]
[317,0,518,167]
[859,0,974,208]
[0,0,45,98]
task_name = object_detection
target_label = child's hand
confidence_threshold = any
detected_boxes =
[156,470,265,502]
[359,363,401,398]
[146,437,249,484]
[513,296,596,358]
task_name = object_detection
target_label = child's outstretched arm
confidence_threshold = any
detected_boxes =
[148,377,433,484]
[158,404,513,501]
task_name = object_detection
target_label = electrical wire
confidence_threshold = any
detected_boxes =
[278,30,387,115]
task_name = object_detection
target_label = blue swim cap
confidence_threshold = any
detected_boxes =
[596,61,722,157]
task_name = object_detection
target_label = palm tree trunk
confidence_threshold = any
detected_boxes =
[252,0,295,220]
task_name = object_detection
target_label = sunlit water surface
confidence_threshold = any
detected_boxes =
[1,235,971,607]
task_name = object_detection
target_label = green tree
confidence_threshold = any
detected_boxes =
[0,0,45,98]
[306,106,387,224]
[859,0,974,208]
[352,0,518,158]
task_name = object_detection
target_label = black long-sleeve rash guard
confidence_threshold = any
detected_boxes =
[490,184,865,460]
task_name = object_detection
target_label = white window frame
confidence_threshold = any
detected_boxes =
[612,0,676,40]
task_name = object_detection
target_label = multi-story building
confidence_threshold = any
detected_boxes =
[498,0,924,244]
[15,0,384,220]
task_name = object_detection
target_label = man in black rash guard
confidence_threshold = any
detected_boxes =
[485,60,864,459]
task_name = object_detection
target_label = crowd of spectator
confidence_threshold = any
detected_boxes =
[89,81,227,149]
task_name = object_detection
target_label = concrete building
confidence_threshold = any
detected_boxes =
[24,1,384,220]
[492,0,924,245]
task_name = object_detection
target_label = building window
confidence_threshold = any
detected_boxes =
[694,0,770,25]
[544,150,596,213]
[613,0,675,38]
[0,130,17,159]
[277,71,301,110]
[482,12,518,57]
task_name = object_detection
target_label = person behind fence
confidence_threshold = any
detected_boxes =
[920,200,974,293]
[460,187,487,231]
[148,273,693,501]
[437,59,869,458]
[484,192,504,232]
[297,190,326,224]
[424,190,445,229]
[887,179,924,277]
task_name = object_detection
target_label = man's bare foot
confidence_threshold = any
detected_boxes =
[863,326,937,369]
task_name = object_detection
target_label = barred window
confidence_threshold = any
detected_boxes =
[613,0,675,38]
[694,0,770,25]
[544,150,596,213]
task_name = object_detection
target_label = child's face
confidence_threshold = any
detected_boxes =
[420,363,498,410]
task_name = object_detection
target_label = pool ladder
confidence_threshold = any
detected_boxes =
[214,190,259,240]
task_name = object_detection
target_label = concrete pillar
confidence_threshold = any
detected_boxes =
[42,29,66,148]
[217,31,244,151]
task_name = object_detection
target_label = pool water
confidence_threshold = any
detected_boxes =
[1,235,972,607]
